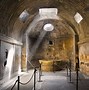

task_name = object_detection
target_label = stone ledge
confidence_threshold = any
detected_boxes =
[0,33,23,46]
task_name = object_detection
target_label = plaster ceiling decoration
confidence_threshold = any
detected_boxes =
[39,8,59,20]
[43,23,54,31]
[74,12,83,24]
[19,10,29,22]
[0,0,89,41]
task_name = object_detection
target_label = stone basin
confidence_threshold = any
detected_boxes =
[39,60,65,72]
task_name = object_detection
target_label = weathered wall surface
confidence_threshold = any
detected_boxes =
[0,40,21,80]
[14,45,21,74]
[31,36,74,68]
[0,40,2,80]
[79,42,89,75]
[0,0,89,76]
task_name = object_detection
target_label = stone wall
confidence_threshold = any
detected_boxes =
[79,42,89,75]
[0,40,21,80]
[31,36,74,68]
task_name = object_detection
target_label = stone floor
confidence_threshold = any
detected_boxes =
[36,71,89,90]
[1,69,89,90]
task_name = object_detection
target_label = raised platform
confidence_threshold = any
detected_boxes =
[39,60,67,72]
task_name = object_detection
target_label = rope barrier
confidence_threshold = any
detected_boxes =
[11,80,18,90]
[27,60,35,68]
[11,68,37,90]
[19,72,34,85]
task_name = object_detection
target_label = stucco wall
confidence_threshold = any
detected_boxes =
[0,41,21,80]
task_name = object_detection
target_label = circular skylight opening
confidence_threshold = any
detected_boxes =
[43,23,54,31]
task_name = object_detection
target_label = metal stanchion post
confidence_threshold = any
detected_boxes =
[40,63,42,76]
[76,63,79,90]
[69,60,71,82]
[34,68,36,90]
[38,63,42,82]
[39,70,40,82]
[67,65,69,77]
[18,76,20,90]
[39,68,41,82]
[76,55,79,90]
[53,60,54,73]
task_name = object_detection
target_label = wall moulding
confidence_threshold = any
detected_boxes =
[0,33,23,46]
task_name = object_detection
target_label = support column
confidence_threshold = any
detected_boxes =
[21,34,27,71]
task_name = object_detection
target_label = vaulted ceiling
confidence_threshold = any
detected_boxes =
[0,0,89,42]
